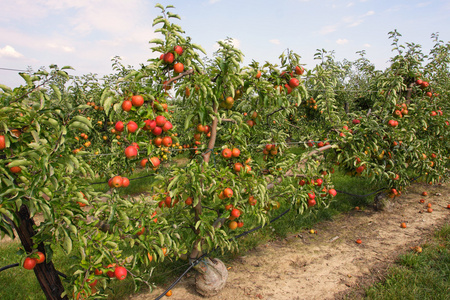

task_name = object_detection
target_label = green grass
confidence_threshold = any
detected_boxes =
[0,242,75,300]
[364,225,450,300]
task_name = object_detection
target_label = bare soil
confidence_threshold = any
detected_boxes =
[132,182,450,300]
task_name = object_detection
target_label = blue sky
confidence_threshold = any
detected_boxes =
[1,0,449,88]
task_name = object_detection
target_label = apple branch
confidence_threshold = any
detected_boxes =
[266,106,286,125]
[162,69,194,90]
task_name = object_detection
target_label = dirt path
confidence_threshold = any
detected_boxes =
[132,182,450,300]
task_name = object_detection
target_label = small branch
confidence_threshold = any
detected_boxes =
[221,118,237,123]
[266,106,286,125]
[162,69,195,89]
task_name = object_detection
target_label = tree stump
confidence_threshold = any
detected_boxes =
[195,257,228,297]
[373,192,395,211]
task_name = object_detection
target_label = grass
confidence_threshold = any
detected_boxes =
[0,242,73,300]
[364,224,450,300]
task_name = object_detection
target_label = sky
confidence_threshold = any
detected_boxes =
[1,0,450,88]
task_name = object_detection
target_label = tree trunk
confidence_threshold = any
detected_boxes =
[16,204,68,300]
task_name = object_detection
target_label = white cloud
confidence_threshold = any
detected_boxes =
[269,39,281,45]
[363,43,371,48]
[336,39,349,45]
[0,45,23,59]
[416,2,431,8]
[320,25,338,35]
[46,43,75,53]
[347,2,355,7]
[209,0,221,3]
[363,10,375,17]
[349,20,363,27]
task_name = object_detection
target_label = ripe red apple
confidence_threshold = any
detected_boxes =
[109,176,123,188]
[115,121,125,132]
[222,148,232,159]
[328,189,337,197]
[174,45,183,55]
[125,146,138,159]
[23,257,37,270]
[231,208,241,218]
[121,177,130,188]
[196,124,205,133]
[295,65,304,75]
[246,120,255,127]
[352,119,360,124]
[152,126,163,136]
[231,148,240,157]
[299,179,306,186]
[127,121,138,133]
[288,78,300,88]
[162,136,172,147]
[308,192,315,199]
[155,115,167,127]
[153,137,162,147]
[162,121,173,132]
[223,187,233,198]
[131,95,144,107]
[174,62,184,73]
[307,199,316,207]
[284,84,292,94]
[315,178,323,186]
[87,279,98,287]
[150,157,161,168]
[420,81,429,89]
[114,266,127,280]
[9,166,21,173]
[255,70,261,79]
[122,100,132,112]
[163,52,174,64]
[0,135,5,150]
[143,119,157,131]
[140,158,148,168]
[35,252,45,264]
[415,79,423,85]
[356,165,365,173]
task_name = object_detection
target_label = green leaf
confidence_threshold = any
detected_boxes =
[63,232,73,254]
[8,160,32,167]
[68,121,90,132]
[50,84,61,101]
[184,114,194,130]
[57,70,70,80]
[192,43,207,55]
[19,73,32,86]
[0,84,12,93]
[72,115,92,129]
[149,38,164,45]
[103,97,114,116]
[158,231,165,247]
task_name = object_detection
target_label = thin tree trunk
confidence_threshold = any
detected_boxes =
[15,204,68,300]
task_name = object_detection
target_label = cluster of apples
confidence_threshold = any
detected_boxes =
[160,45,185,89]
[274,65,304,94]
[298,177,337,207]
